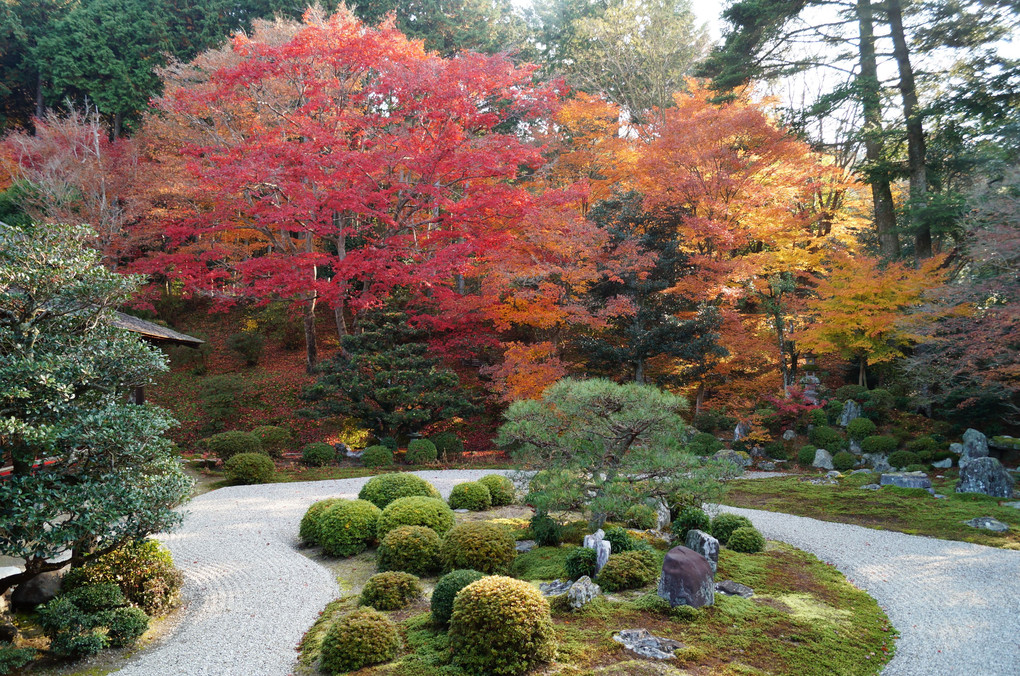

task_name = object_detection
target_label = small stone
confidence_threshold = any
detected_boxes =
[863,453,892,473]
[715,580,754,598]
[782,429,796,441]
[849,438,862,454]
[932,458,952,469]
[812,448,834,470]
[859,484,881,491]
[826,470,842,479]
[453,508,470,514]
[750,445,765,458]
[758,461,776,471]
[880,471,933,491]
[539,580,572,596]
[934,494,947,499]
[515,540,536,553]
[956,456,1016,498]
[658,545,714,609]
[612,629,684,660]
[965,517,1009,532]
[684,529,719,575]
[851,469,872,475]
[567,576,601,609]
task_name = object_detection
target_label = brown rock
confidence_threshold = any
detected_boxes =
[656,545,714,608]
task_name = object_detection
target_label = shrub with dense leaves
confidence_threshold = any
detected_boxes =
[686,432,724,456]
[319,607,400,674]
[448,482,492,511]
[711,513,754,545]
[862,435,898,454]
[692,409,735,434]
[362,444,394,467]
[564,547,597,580]
[0,647,35,674]
[440,522,516,574]
[360,571,424,610]
[405,439,438,464]
[318,499,382,557]
[797,445,818,466]
[625,504,658,530]
[299,498,342,545]
[834,384,869,402]
[430,431,464,460]
[65,583,125,613]
[671,506,710,541]
[727,526,766,553]
[206,430,263,460]
[808,425,844,450]
[764,442,788,460]
[62,539,182,616]
[846,418,877,441]
[832,451,856,472]
[449,576,555,676]
[95,607,149,647]
[378,496,454,539]
[864,388,896,422]
[809,408,829,426]
[430,568,486,627]
[301,442,335,466]
[529,512,562,546]
[377,526,442,576]
[905,435,941,462]
[478,474,515,506]
[224,452,275,484]
[887,450,921,469]
[603,526,638,553]
[596,550,658,592]
[250,425,292,457]
[358,473,442,509]
[226,331,264,365]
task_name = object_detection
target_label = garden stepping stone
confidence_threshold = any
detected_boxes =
[956,457,1016,498]
[658,545,714,609]
[880,472,934,494]
[684,529,719,574]
[515,540,536,553]
[612,629,685,660]
[965,517,1010,533]
[567,576,601,609]
[715,580,754,598]
[539,580,573,596]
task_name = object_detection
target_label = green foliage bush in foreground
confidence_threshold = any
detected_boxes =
[832,451,857,472]
[672,506,710,541]
[361,445,394,467]
[862,435,899,454]
[405,438,438,464]
[798,445,818,466]
[0,646,35,674]
[887,450,921,469]
[301,442,335,466]
[479,474,515,506]
[597,550,658,592]
[625,504,659,530]
[299,498,342,545]
[378,496,455,539]
[711,513,754,546]
[449,575,556,675]
[62,540,182,616]
[358,473,441,509]
[38,584,150,658]
[377,526,442,576]
[440,522,516,575]
[319,607,400,674]
[564,547,597,580]
[224,452,275,485]
[448,482,492,511]
[430,569,485,627]
[727,526,766,553]
[318,499,382,557]
[359,572,423,611]
[250,425,292,457]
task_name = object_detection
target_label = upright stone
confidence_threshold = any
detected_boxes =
[812,448,834,470]
[684,529,719,574]
[655,499,671,531]
[956,457,1015,498]
[583,529,611,574]
[734,420,751,441]
[657,545,714,608]
[960,429,990,469]
[837,399,862,427]
[11,568,67,610]
[567,576,601,609]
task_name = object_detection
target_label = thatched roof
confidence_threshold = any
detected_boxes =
[112,312,204,347]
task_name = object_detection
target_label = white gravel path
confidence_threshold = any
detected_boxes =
[112,470,1020,675]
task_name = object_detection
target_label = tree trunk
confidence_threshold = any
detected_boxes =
[333,303,347,338]
[886,0,931,259]
[635,357,645,384]
[304,297,318,374]
[35,72,44,119]
[858,358,868,388]
[858,0,901,258]
[113,111,123,139]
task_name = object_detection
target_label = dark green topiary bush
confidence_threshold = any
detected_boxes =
[226,331,264,366]
[887,450,921,469]
[686,432,723,456]
[299,498,342,545]
[809,408,828,426]
[206,430,263,460]
[692,409,735,434]
[478,474,515,506]
[905,435,941,462]
[711,513,754,545]
[320,607,400,674]
[377,526,442,576]
[625,504,658,530]
[431,569,486,627]
[62,539,182,616]
[861,435,898,454]
[764,441,789,460]
[250,425,292,457]
[405,439,438,464]
[834,384,869,402]
[530,512,562,546]
[864,388,895,421]
[847,418,877,441]
[726,526,766,553]
[832,451,856,472]
[797,445,818,466]
[0,647,36,673]
[564,547,597,580]
[64,583,125,613]
[318,499,382,557]
[378,496,455,539]
[95,607,149,647]
[596,550,658,592]
[603,526,638,553]
[224,452,275,484]
[671,506,710,541]
[362,444,395,467]
[449,576,555,676]
[448,482,492,511]
[429,432,464,460]
[809,425,844,450]
[440,522,517,575]
[301,442,335,466]
[360,571,424,611]
[358,473,442,509]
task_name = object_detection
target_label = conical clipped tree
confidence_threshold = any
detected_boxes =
[302,306,477,439]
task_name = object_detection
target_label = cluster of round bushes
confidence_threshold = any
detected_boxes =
[61,539,183,616]
[206,430,263,460]
[808,425,844,451]
[430,569,485,627]
[358,473,442,509]
[478,474,515,506]
[711,513,765,553]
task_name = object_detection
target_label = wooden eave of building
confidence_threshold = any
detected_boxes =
[111,312,204,348]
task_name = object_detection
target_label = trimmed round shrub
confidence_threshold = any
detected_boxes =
[596,550,658,592]
[224,452,275,484]
[671,506,710,541]
[65,583,126,613]
[320,607,400,674]
[905,435,941,462]
[299,498,341,545]
[764,442,789,461]
[62,539,182,616]
[797,444,818,466]
[834,384,869,402]
[904,463,928,473]
[809,425,844,451]
[603,526,637,553]
[687,432,724,457]
[360,571,423,611]
[318,499,382,557]
[808,408,828,426]
[448,482,492,511]
[378,496,455,539]
[250,425,291,457]
[530,512,562,547]
[95,607,149,647]
[864,388,896,420]
[405,439,438,464]
[206,430,263,460]
[478,474,515,506]
[861,435,898,454]
[564,547,597,580]
[431,568,485,627]
[727,526,766,553]
[847,417,877,441]
[832,451,856,472]
[358,473,442,509]
[711,513,754,545]
[440,521,517,575]
[625,504,658,530]
[449,576,555,676]
[362,444,394,467]
[887,450,921,470]
[377,526,442,576]
[301,442,335,466]
[430,432,464,460]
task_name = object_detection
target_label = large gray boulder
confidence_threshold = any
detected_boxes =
[567,576,601,610]
[684,529,719,574]
[837,399,862,427]
[863,453,892,472]
[714,448,751,469]
[812,448,834,470]
[960,429,990,469]
[583,529,611,574]
[734,420,751,441]
[11,568,67,610]
[657,545,714,608]
[956,457,1015,498]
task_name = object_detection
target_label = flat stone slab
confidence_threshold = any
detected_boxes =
[1004,502,1020,510]
[859,484,881,491]
[612,629,684,660]
[515,540,536,553]
[880,472,933,492]
[539,580,573,596]
[965,517,1010,532]
[715,580,753,598]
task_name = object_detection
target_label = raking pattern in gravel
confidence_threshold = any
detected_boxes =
[114,471,1020,675]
